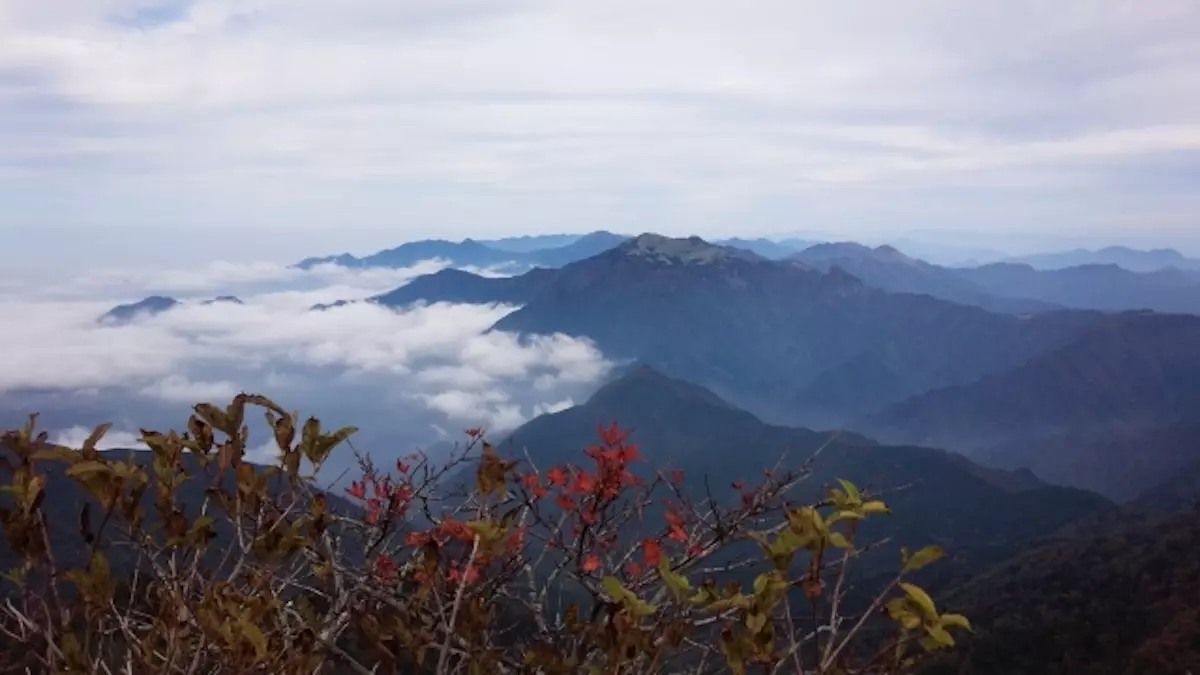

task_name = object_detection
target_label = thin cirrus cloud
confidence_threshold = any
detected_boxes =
[0,259,613,444]
[3,0,1200,266]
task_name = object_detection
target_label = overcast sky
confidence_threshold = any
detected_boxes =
[3,0,1200,267]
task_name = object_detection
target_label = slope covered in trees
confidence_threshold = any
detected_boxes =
[922,506,1200,675]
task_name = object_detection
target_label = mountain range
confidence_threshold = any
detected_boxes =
[791,242,1200,315]
[328,233,1200,502]
[1006,245,1200,273]
[294,231,631,272]
[99,295,243,324]
[495,366,1200,674]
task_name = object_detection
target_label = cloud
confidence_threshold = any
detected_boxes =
[3,0,1200,263]
[0,264,612,441]
[533,398,573,416]
[1,258,451,303]
[138,375,238,403]
[51,425,147,451]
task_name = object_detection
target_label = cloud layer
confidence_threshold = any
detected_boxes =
[3,0,1200,264]
[0,260,613,463]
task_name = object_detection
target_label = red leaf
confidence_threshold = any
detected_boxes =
[731,481,745,490]
[582,555,601,573]
[671,470,684,485]
[345,481,366,500]
[547,467,569,487]
[375,554,397,581]
[570,470,597,495]
[555,495,577,512]
[642,539,662,567]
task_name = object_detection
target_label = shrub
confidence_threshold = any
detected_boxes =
[0,394,967,673]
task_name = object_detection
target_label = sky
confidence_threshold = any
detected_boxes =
[2,0,1200,268]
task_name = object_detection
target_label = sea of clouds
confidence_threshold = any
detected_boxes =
[0,258,612,475]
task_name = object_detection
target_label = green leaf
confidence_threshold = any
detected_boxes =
[660,558,691,600]
[836,478,861,503]
[903,545,945,573]
[900,582,938,620]
[602,576,627,601]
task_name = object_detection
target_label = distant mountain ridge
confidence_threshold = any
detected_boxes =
[294,231,630,272]
[951,262,1200,315]
[361,234,1134,426]
[98,295,244,324]
[791,242,1059,314]
[1006,245,1200,272]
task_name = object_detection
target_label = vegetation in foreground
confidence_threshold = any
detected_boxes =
[0,393,967,674]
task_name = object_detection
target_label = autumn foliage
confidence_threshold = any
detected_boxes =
[0,394,967,674]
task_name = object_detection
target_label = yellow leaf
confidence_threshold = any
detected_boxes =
[66,461,112,479]
[903,545,945,573]
[861,500,891,515]
[940,613,972,632]
[900,582,938,620]
[926,623,955,648]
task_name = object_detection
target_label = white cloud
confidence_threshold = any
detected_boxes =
[533,398,574,416]
[0,263,613,435]
[1,258,450,303]
[138,375,238,404]
[51,425,147,451]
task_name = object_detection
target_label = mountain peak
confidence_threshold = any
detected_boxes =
[620,233,761,265]
[586,364,746,414]
[98,295,180,324]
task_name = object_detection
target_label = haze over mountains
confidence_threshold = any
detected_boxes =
[10,227,1200,672]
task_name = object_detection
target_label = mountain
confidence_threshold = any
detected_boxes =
[1006,245,1200,273]
[523,230,628,267]
[98,295,180,323]
[777,237,825,252]
[792,243,1056,314]
[294,231,627,272]
[200,295,244,306]
[714,237,800,259]
[372,267,558,307]
[478,233,582,253]
[366,234,1152,426]
[922,506,1200,675]
[1131,454,1200,512]
[861,312,1200,448]
[295,238,525,271]
[483,234,1109,424]
[498,366,1111,591]
[979,424,1200,502]
[859,313,1200,500]
[953,262,1200,315]
[99,295,250,324]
